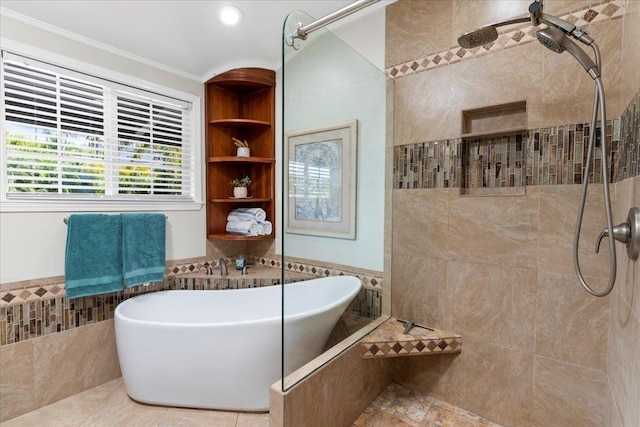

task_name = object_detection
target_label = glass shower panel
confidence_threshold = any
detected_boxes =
[281,10,391,391]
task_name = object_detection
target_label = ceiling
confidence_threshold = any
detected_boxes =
[0,1,378,82]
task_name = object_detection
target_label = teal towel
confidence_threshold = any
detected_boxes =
[121,213,166,287]
[64,214,123,299]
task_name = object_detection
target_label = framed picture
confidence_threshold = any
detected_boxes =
[285,120,357,239]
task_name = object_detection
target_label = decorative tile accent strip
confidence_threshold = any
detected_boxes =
[393,140,460,189]
[617,90,640,181]
[392,117,631,189]
[247,254,383,290]
[360,318,462,359]
[0,274,292,346]
[464,134,526,189]
[247,254,383,320]
[386,0,625,79]
[527,119,617,185]
[0,256,383,345]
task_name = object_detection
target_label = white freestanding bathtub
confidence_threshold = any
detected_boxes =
[114,275,361,411]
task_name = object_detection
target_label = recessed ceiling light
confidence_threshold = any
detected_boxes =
[219,5,243,26]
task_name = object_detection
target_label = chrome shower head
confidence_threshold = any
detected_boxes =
[536,27,600,79]
[536,27,564,53]
[458,26,498,49]
[457,12,530,49]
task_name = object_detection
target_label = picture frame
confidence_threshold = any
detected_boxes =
[285,120,357,239]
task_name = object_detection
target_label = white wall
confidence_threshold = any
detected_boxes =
[0,16,206,283]
[278,8,387,271]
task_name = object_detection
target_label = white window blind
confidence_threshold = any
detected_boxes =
[1,51,195,203]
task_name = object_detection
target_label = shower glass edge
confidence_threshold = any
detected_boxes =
[281,9,392,392]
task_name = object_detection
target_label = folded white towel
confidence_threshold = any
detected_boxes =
[261,220,272,235]
[226,220,259,236]
[227,208,266,223]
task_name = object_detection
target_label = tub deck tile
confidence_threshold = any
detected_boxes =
[361,318,462,359]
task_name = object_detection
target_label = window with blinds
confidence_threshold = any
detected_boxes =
[1,51,196,203]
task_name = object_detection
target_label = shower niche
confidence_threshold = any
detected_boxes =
[460,100,527,196]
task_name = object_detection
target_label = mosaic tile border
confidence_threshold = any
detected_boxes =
[392,112,640,189]
[386,0,625,79]
[617,90,640,181]
[247,255,383,320]
[0,256,383,346]
[360,318,462,359]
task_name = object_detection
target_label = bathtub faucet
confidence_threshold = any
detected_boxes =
[214,258,228,276]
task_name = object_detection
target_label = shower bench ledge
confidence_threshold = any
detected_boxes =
[360,317,462,359]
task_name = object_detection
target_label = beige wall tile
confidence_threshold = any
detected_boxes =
[0,341,35,422]
[445,338,534,427]
[449,43,544,130]
[542,0,596,15]
[605,381,623,427]
[447,187,539,270]
[621,0,640,104]
[630,176,640,320]
[392,353,457,401]
[452,0,531,47]
[385,0,453,67]
[392,255,448,330]
[392,189,451,260]
[535,270,609,371]
[533,356,606,427]
[537,184,612,279]
[33,320,120,408]
[281,344,393,427]
[446,261,536,352]
[613,177,637,310]
[540,19,624,123]
[607,284,640,427]
[393,67,456,143]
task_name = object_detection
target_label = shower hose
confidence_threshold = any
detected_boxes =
[573,42,617,297]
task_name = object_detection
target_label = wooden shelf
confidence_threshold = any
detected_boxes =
[208,156,275,164]
[207,233,274,241]
[210,198,271,203]
[209,119,271,127]
[205,68,276,241]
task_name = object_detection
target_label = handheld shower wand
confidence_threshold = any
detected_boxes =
[535,27,599,79]
[457,0,640,296]
[536,26,617,296]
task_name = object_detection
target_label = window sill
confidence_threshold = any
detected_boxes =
[0,199,203,213]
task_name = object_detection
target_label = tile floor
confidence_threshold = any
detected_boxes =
[2,379,501,427]
[352,383,503,427]
[0,378,269,427]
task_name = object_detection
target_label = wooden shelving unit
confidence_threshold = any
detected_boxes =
[205,68,276,240]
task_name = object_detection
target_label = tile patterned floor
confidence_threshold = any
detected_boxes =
[2,378,500,427]
[0,378,269,427]
[352,383,503,427]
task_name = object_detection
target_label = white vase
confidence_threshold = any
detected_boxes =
[233,186,248,198]
[237,147,250,157]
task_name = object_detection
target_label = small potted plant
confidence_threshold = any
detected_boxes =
[229,176,251,198]
[232,137,250,157]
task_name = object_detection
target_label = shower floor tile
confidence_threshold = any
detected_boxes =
[352,383,503,427]
[1,378,269,427]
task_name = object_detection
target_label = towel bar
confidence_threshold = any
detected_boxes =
[63,215,168,225]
